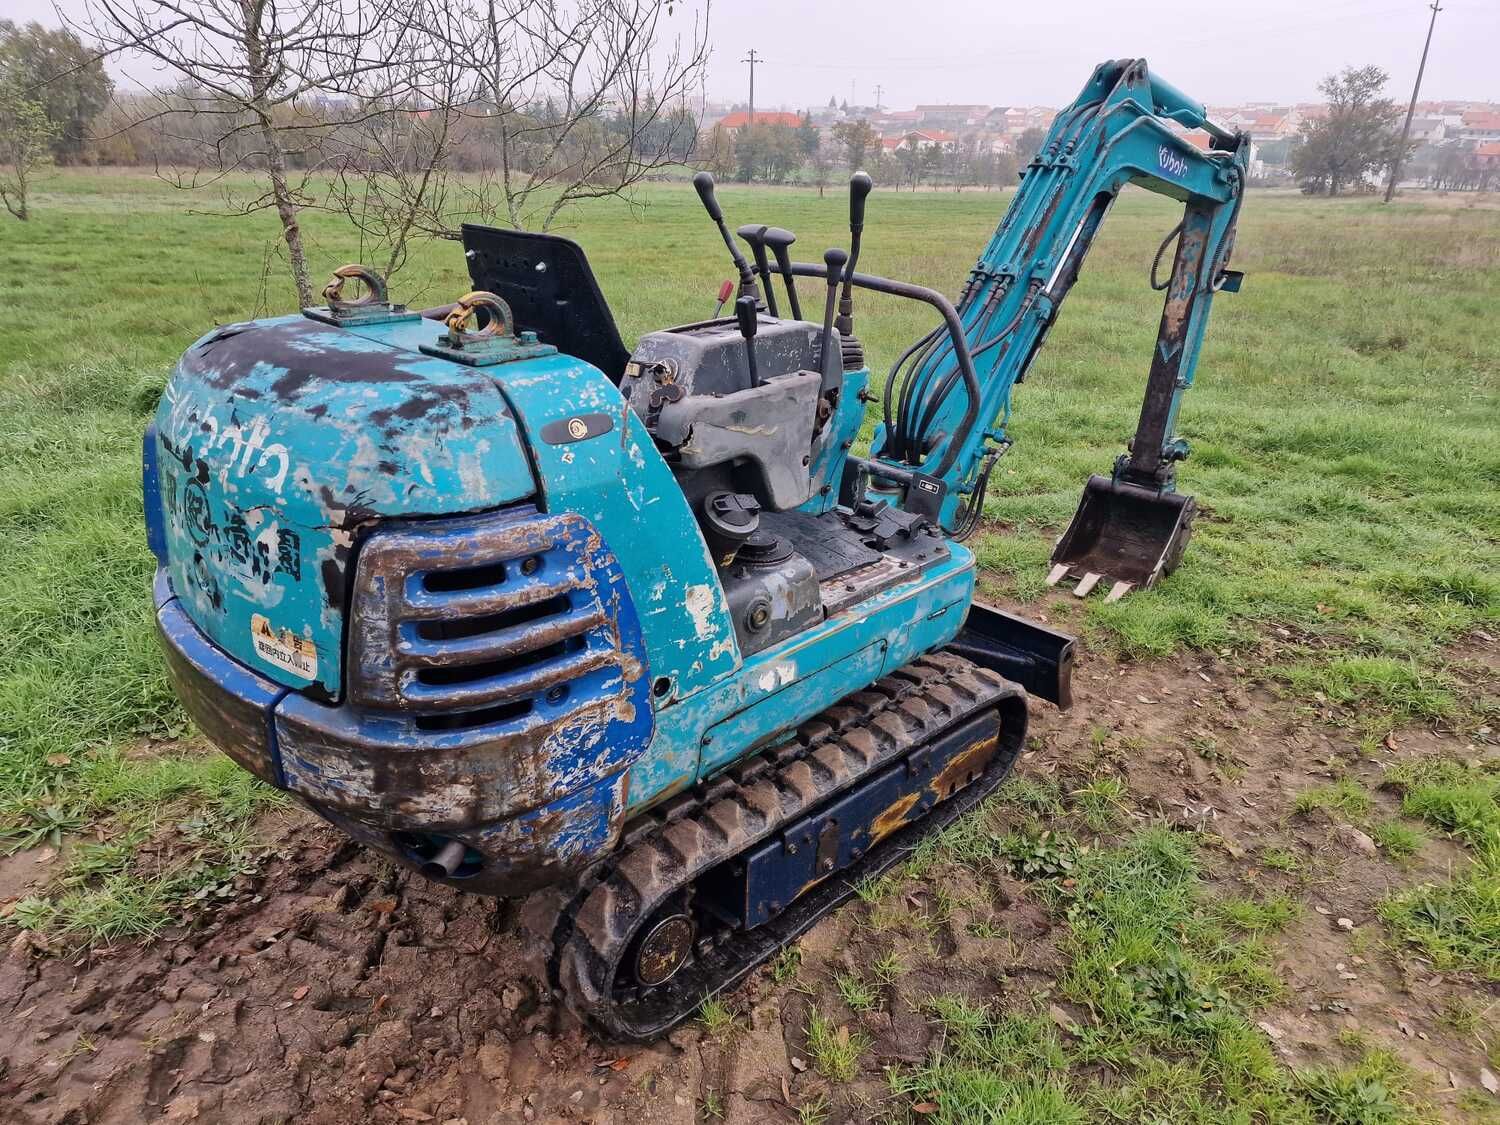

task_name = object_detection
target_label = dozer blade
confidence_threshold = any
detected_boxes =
[1047,474,1197,599]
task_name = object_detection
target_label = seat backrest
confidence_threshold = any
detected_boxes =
[460,224,631,382]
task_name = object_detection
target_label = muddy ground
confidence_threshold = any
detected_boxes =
[1,626,1495,1124]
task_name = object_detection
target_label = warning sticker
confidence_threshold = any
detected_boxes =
[250,614,318,681]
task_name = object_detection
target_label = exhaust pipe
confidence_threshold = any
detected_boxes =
[419,838,468,879]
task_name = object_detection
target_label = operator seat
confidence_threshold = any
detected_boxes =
[460,224,631,383]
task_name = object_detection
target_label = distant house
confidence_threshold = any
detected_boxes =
[1458,112,1500,144]
[914,104,990,128]
[715,110,804,131]
[1476,141,1500,168]
[886,130,959,154]
[1408,117,1447,144]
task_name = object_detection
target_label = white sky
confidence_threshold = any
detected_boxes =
[5,0,1494,109]
[700,0,1494,109]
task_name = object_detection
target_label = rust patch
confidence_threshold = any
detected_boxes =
[870,791,921,843]
[928,734,1001,801]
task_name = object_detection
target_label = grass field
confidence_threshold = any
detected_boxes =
[0,170,1497,1120]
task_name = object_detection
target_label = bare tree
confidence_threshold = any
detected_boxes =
[451,0,710,232]
[308,0,710,288]
[78,0,419,305]
[324,1,474,279]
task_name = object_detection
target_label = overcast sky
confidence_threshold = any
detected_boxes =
[700,0,1494,110]
[7,0,1494,109]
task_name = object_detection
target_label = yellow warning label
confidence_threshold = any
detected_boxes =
[250,614,318,681]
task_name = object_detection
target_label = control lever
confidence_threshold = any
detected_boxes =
[735,224,779,317]
[712,279,733,318]
[693,172,759,301]
[835,172,873,336]
[760,227,801,320]
[819,248,848,394]
[734,294,761,387]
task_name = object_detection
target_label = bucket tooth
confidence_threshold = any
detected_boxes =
[1104,580,1133,603]
[1045,563,1070,587]
[1073,571,1102,598]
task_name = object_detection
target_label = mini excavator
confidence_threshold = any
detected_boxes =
[145,59,1248,1038]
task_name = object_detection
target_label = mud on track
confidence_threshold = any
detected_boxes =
[0,636,1496,1124]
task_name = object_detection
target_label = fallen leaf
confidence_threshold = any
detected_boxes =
[1384,732,1399,751]
[609,1057,630,1072]
[780,1077,792,1105]
[1257,1021,1284,1041]
[45,754,71,768]
[1481,1068,1499,1095]
[912,1103,939,1115]
[366,899,398,914]
[789,1056,807,1072]
[291,985,309,1001]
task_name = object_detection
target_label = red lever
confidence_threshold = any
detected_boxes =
[713,279,734,317]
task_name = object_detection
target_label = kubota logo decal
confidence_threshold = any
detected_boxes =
[1158,145,1189,178]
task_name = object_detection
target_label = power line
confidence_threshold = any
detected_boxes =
[1385,1,1442,203]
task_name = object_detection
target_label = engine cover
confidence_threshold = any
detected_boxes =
[148,315,538,699]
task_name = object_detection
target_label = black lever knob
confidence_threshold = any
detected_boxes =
[823,248,848,295]
[734,294,761,386]
[695,171,757,298]
[849,171,873,234]
[693,171,724,222]
[736,224,778,317]
[760,226,796,252]
[761,227,801,321]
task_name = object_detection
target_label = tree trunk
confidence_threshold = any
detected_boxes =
[259,121,313,307]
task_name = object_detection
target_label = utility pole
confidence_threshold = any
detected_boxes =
[742,49,760,126]
[1384,0,1441,203]
[874,84,884,111]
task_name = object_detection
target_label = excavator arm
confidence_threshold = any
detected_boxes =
[870,58,1249,598]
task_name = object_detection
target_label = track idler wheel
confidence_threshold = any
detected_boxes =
[628,907,696,988]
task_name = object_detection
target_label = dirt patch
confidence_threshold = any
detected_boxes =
[1,631,1495,1124]
[0,846,57,906]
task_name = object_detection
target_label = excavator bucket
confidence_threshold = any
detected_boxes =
[1047,474,1196,601]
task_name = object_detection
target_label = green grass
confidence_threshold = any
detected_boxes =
[1371,819,1427,860]
[698,994,740,1038]
[0,173,1496,936]
[1291,778,1374,820]
[834,970,880,1013]
[1379,758,1500,979]
[889,828,1435,1122]
[804,1009,867,1083]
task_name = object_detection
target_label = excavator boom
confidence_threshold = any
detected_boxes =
[872,58,1249,597]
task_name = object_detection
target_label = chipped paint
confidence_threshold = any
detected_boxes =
[684,584,716,641]
[152,314,536,696]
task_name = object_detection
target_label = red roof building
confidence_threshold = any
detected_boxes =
[715,111,804,130]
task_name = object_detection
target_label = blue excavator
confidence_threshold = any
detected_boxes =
[144,60,1248,1039]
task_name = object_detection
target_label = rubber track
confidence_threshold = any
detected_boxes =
[531,651,1027,1040]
